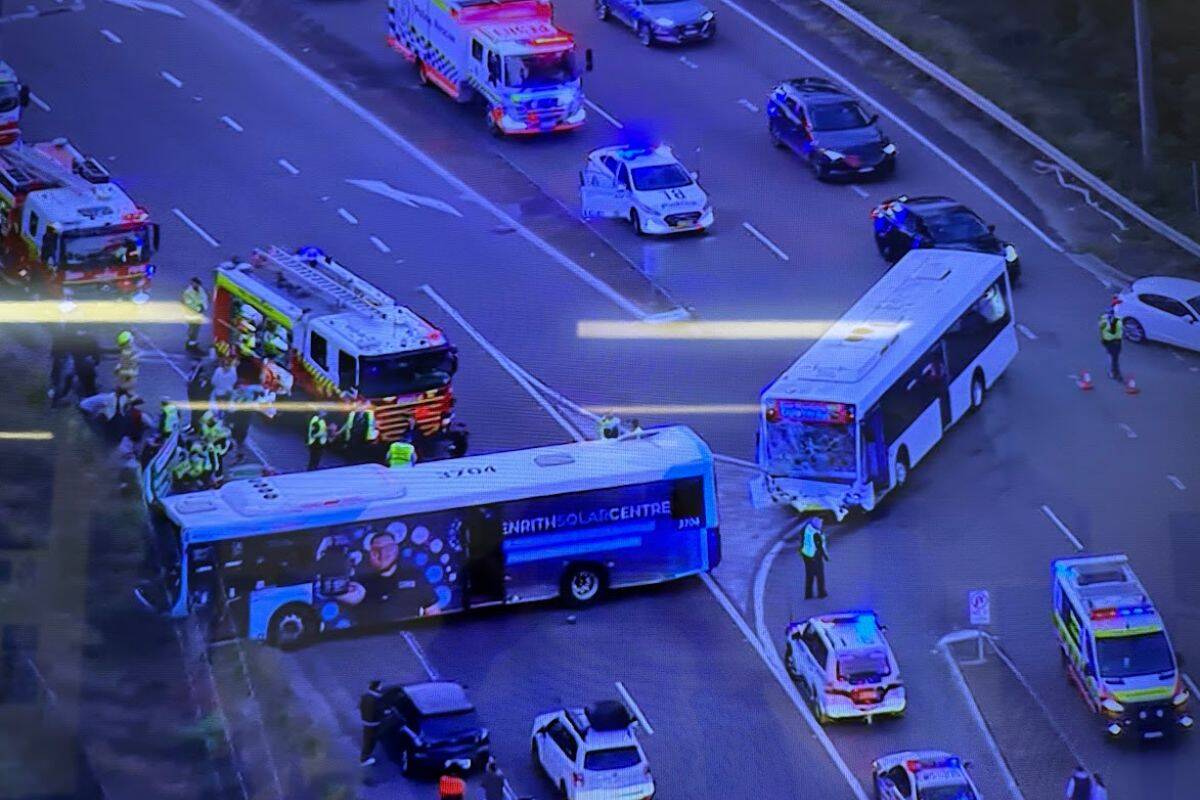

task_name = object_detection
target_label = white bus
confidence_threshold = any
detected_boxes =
[139,426,719,647]
[758,249,1018,517]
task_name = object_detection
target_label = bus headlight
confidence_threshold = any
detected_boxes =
[1004,244,1018,263]
[1101,697,1124,714]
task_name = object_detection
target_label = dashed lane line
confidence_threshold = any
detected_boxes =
[171,207,220,247]
[584,98,623,129]
[742,222,789,261]
[368,235,391,254]
[276,157,299,175]
[337,207,358,225]
[679,55,699,70]
[219,114,244,132]
[1117,422,1137,439]
[100,28,123,44]
[160,70,183,88]
[1167,475,1186,491]
[849,184,869,198]
[615,682,655,735]
[1016,323,1037,341]
[737,98,759,113]
[28,91,51,111]
[402,632,439,680]
[1040,504,1083,551]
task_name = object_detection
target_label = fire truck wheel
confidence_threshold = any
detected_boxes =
[269,604,317,650]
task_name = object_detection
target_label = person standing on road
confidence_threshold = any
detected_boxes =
[210,357,238,407]
[386,439,417,469]
[1098,306,1124,382]
[799,516,830,600]
[307,410,328,471]
[359,679,383,767]
[181,277,209,354]
[482,756,506,800]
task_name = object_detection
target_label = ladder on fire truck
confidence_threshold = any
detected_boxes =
[255,245,405,324]
[0,139,111,195]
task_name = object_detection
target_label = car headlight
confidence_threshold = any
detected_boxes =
[1004,243,1018,263]
[821,149,845,161]
[882,142,897,155]
[1101,697,1124,714]
[1174,690,1190,707]
[655,17,674,27]
[701,10,715,21]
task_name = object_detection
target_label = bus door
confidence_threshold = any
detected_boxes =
[861,405,889,493]
[465,506,506,608]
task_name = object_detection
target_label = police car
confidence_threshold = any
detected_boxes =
[531,700,654,800]
[766,77,896,180]
[594,0,715,47]
[580,144,713,235]
[784,611,906,723]
[872,751,980,800]
[870,195,1021,283]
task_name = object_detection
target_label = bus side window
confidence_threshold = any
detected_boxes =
[944,279,1011,377]
[670,478,704,521]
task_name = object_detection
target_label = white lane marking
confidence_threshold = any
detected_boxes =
[419,284,584,441]
[160,70,183,88]
[276,157,299,175]
[1041,504,1083,551]
[584,98,623,129]
[1016,323,1037,340]
[219,114,244,132]
[615,681,655,735]
[742,222,789,261]
[105,0,185,16]
[849,184,869,198]
[718,0,1062,254]
[737,98,759,113]
[346,178,463,217]
[1184,673,1199,698]
[337,207,358,225]
[1117,422,1137,439]
[188,0,650,320]
[171,207,220,247]
[368,235,391,254]
[679,55,700,69]
[1111,232,1122,244]
[1167,475,1186,491]
[1171,351,1185,362]
[100,28,123,43]
[27,92,51,112]
[402,632,439,680]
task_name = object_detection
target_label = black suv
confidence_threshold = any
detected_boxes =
[871,195,1022,283]
[766,77,896,180]
[382,681,490,776]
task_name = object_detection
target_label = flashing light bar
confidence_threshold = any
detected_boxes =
[529,34,571,45]
[1090,604,1154,621]
[905,756,961,772]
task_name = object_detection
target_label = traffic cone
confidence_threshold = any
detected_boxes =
[1076,371,1094,390]
[1124,376,1139,395]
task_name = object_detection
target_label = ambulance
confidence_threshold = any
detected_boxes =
[1051,553,1192,740]
[0,61,31,145]
[387,0,588,136]
[0,138,158,297]
[211,246,467,456]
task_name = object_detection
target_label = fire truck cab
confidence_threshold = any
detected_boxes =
[212,246,467,458]
[0,138,158,297]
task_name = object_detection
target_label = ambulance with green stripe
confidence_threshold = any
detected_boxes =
[387,0,588,136]
[1052,553,1192,739]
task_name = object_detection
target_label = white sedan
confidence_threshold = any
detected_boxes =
[580,144,713,235]
[1114,276,1200,352]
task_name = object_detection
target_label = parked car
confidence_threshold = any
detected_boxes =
[381,681,490,776]
[1113,276,1200,352]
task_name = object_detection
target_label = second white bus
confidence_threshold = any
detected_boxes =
[758,249,1018,517]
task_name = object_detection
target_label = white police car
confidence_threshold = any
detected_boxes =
[580,144,713,235]
[531,700,654,800]
[784,611,905,723]
[872,751,980,800]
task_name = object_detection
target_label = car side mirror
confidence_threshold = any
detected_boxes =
[585,48,594,72]
[987,223,996,234]
[19,85,31,108]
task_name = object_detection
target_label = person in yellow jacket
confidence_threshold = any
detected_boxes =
[386,440,416,468]
[181,277,209,353]
[158,397,179,438]
[307,411,328,471]
[1099,307,1124,382]
[799,516,830,600]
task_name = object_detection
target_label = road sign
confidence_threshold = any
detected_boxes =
[968,589,991,626]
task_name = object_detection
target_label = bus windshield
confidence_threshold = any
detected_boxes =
[1096,631,1174,679]
[62,224,155,268]
[505,50,579,89]
[763,418,857,482]
[358,348,457,397]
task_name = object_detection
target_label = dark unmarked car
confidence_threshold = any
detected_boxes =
[382,681,490,776]
[595,0,715,47]
[767,77,896,180]
[871,194,1022,283]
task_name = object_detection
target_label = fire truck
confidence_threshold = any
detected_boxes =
[0,138,158,297]
[211,246,467,457]
[0,61,31,145]
[387,0,589,136]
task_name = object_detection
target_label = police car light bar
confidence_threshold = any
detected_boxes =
[905,756,961,772]
[1090,604,1153,621]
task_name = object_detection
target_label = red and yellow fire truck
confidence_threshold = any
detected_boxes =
[212,246,467,456]
[0,138,158,297]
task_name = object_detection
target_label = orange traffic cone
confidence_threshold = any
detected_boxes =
[1124,376,1140,395]
[1076,371,1094,390]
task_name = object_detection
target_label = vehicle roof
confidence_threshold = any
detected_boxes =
[401,681,474,716]
[780,77,851,103]
[162,425,713,543]
[475,20,571,50]
[762,249,1006,406]
[0,139,142,230]
[564,705,637,749]
[810,611,887,651]
[1131,276,1200,299]
[895,195,963,213]
[590,144,679,169]
[1053,553,1164,634]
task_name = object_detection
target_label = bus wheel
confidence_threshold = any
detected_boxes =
[969,370,986,411]
[893,450,910,491]
[269,604,316,650]
[562,564,605,606]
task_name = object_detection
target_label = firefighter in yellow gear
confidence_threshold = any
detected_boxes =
[386,440,416,468]
[158,398,179,437]
[114,330,139,393]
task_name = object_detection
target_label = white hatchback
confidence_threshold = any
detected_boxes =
[531,700,654,800]
[580,144,713,235]
[1114,276,1200,352]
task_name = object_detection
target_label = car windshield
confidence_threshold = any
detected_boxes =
[837,650,891,683]
[584,746,642,770]
[505,50,579,89]
[358,348,456,397]
[809,101,870,131]
[920,207,990,243]
[1096,631,1175,679]
[61,224,155,267]
[631,164,693,191]
[919,784,977,800]
[418,710,479,740]
[0,82,19,113]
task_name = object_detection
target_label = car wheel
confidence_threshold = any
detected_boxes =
[562,563,605,606]
[595,0,609,20]
[893,450,909,491]
[969,370,986,411]
[1123,317,1146,344]
[637,23,654,47]
[268,603,316,650]
[630,209,647,236]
